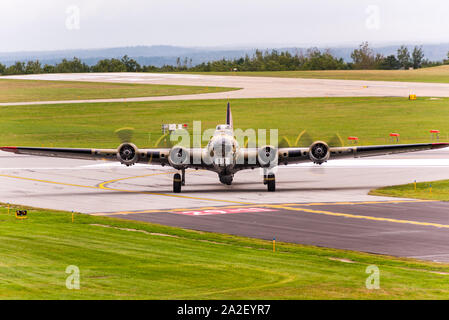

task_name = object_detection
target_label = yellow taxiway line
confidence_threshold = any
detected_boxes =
[0,173,99,189]
[0,172,446,229]
[273,205,449,229]
[0,171,254,206]
[280,199,436,206]
[98,172,254,205]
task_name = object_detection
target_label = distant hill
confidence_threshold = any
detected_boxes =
[1,44,448,67]
[0,46,255,67]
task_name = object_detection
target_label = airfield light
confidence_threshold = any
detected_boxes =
[347,136,358,144]
[389,133,400,143]
[430,130,440,141]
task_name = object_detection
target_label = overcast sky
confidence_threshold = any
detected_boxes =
[1,0,449,52]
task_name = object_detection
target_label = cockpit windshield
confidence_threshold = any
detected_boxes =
[216,124,231,131]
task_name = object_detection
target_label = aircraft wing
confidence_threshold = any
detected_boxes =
[0,146,172,166]
[278,142,449,165]
[2,142,448,168]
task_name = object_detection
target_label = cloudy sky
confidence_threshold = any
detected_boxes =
[1,0,449,52]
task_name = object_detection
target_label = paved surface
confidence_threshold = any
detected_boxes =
[109,201,449,263]
[1,149,449,212]
[1,148,449,262]
[3,72,449,106]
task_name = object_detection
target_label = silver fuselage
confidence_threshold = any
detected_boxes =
[207,124,239,176]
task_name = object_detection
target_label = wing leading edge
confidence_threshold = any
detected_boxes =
[0,146,172,165]
[278,142,449,165]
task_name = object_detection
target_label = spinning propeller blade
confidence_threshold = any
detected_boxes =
[114,127,135,144]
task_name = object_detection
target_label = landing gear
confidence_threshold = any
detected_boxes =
[173,173,182,193]
[173,169,186,193]
[219,174,233,185]
[264,174,275,192]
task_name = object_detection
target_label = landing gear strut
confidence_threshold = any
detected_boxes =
[264,174,275,192]
[173,173,182,193]
[181,168,185,186]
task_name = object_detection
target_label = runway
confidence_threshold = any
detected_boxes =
[3,72,449,106]
[1,148,449,262]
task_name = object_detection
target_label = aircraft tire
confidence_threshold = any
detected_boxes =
[173,173,182,193]
[267,174,275,192]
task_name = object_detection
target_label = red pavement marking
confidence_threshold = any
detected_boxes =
[174,207,278,216]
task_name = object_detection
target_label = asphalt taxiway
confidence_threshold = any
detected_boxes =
[1,148,449,262]
[110,201,449,262]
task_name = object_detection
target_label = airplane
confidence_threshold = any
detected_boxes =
[1,103,448,193]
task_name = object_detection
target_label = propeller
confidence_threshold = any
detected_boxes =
[114,127,177,148]
[279,130,344,148]
[114,127,139,166]
[295,131,314,147]
[115,127,135,144]
[327,133,344,148]
[278,136,292,148]
[154,133,174,148]
[118,144,137,161]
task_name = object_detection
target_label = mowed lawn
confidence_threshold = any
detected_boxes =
[0,79,236,102]
[1,204,449,299]
[191,65,449,83]
[371,180,449,201]
[1,97,449,148]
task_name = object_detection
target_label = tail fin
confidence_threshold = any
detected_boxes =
[226,102,233,129]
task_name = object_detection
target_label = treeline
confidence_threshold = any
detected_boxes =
[190,48,348,71]
[191,43,444,71]
[0,56,141,75]
[349,42,436,70]
[1,43,448,75]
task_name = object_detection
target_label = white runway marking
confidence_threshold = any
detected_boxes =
[290,158,449,168]
[1,158,448,170]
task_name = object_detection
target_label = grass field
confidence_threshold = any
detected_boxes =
[0,79,236,103]
[1,203,449,299]
[1,97,448,148]
[191,65,449,83]
[371,180,449,201]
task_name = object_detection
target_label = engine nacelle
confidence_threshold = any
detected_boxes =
[168,146,190,169]
[258,145,278,168]
[117,143,139,166]
[309,141,330,164]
